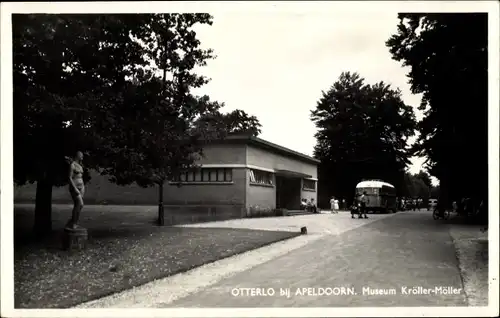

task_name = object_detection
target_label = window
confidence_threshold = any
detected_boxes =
[225,169,232,182]
[194,170,202,182]
[180,173,186,182]
[202,169,210,181]
[356,187,376,195]
[217,169,225,182]
[249,169,273,186]
[303,179,316,191]
[381,186,396,196]
[174,168,233,183]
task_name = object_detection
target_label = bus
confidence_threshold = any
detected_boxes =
[355,180,397,214]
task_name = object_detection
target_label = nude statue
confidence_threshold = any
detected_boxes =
[66,151,85,229]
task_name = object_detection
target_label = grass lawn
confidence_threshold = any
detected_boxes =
[14,205,300,308]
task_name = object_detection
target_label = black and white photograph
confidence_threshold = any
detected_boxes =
[1,1,498,317]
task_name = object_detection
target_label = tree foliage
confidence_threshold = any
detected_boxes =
[94,14,222,188]
[403,171,433,200]
[194,109,262,140]
[415,170,432,189]
[13,14,150,187]
[311,71,416,206]
[13,14,261,234]
[386,13,488,209]
[14,14,155,234]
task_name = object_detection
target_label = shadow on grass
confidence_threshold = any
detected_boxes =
[14,224,301,309]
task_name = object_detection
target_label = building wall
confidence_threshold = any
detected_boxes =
[197,143,247,165]
[245,171,276,210]
[14,171,160,205]
[245,145,318,210]
[162,143,246,205]
[246,145,317,177]
[14,143,248,207]
[14,142,319,214]
[301,180,318,205]
[164,168,246,205]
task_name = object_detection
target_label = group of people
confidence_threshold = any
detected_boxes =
[351,191,369,219]
[329,197,346,213]
[300,198,318,213]
[328,193,368,219]
[398,197,425,211]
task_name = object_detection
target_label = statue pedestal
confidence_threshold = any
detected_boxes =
[62,227,88,251]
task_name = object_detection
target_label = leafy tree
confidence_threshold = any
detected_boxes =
[13,14,151,235]
[403,172,431,201]
[217,109,262,137]
[92,14,221,225]
[430,185,440,198]
[311,72,416,206]
[415,170,432,189]
[95,15,262,225]
[387,13,488,215]
[13,14,262,234]
[195,109,262,139]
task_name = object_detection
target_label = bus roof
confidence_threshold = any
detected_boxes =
[356,180,395,189]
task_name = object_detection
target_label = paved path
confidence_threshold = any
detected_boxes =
[177,210,390,235]
[78,211,478,308]
[163,211,468,307]
[76,212,396,308]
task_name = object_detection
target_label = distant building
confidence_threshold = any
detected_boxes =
[15,134,320,218]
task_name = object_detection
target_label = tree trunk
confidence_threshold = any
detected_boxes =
[438,175,451,217]
[157,182,165,226]
[33,177,53,237]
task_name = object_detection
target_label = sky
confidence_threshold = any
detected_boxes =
[190,11,437,184]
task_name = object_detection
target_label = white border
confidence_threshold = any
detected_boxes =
[4,307,499,317]
[487,1,500,312]
[1,1,15,315]
[1,1,499,318]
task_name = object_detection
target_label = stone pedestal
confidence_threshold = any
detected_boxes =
[62,227,88,251]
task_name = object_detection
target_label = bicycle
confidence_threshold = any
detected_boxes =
[433,207,450,220]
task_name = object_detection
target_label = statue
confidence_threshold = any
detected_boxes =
[66,151,85,229]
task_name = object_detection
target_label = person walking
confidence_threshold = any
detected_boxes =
[341,198,346,210]
[417,197,423,210]
[330,196,336,213]
[359,191,369,219]
[333,198,339,213]
[351,197,359,219]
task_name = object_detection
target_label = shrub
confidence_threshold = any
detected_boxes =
[274,208,287,216]
[246,205,276,218]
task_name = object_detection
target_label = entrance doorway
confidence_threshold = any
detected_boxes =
[275,176,302,210]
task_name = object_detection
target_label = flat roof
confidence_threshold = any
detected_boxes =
[219,134,321,165]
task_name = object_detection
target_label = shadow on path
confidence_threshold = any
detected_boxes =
[163,212,469,307]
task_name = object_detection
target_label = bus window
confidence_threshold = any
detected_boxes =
[356,188,377,195]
